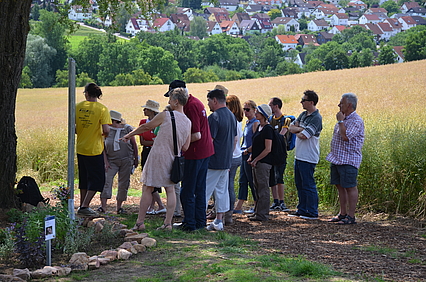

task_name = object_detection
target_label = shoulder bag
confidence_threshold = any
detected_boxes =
[170,111,185,183]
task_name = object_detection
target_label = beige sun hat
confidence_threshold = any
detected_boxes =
[110,110,122,122]
[141,100,160,113]
[214,85,229,96]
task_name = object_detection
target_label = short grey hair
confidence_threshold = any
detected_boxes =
[342,93,357,110]
[169,87,189,106]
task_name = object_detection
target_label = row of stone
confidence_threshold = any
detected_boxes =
[1,221,157,281]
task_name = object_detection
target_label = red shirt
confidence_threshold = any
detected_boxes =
[139,119,156,144]
[183,94,214,160]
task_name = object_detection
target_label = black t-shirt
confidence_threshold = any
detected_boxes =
[252,124,274,164]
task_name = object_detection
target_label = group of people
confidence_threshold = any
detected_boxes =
[74,80,364,231]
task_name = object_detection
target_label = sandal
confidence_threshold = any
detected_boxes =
[338,215,357,225]
[132,222,146,231]
[328,213,347,222]
[97,207,106,213]
[117,208,127,214]
[156,223,172,231]
[206,211,216,220]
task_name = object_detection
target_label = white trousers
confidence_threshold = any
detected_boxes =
[205,169,230,213]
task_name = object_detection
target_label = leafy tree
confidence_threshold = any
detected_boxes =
[31,4,40,21]
[181,0,202,10]
[190,16,208,39]
[238,69,260,79]
[305,58,325,72]
[276,61,303,75]
[225,70,242,81]
[24,34,57,88]
[183,68,209,83]
[306,41,342,64]
[378,45,397,65]
[97,41,138,85]
[404,30,426,61]
[19,66,33,88]
[110,73,134,86]
[137,45,182,84]
[55,69,69,87]
[268,9,282,21]
[324,49,349,70]
[131,69,152,85]
[72,35,108,83]
[380,0,401,16]
[76,72,94,87]
[298,18,308,31]
[31,10,69,86]
[349,51,362,68]
[0,0,164,208]
[388,25,426,46]
[360,48,373,67]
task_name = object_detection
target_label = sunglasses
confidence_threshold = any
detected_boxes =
[301,98,312,103]
[243,108,251,112]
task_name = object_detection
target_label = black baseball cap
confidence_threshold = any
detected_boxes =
[164,80,186,97]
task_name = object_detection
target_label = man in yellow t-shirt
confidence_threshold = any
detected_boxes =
[75,83,111,217]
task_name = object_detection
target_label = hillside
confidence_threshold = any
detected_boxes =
[16,59,426,132]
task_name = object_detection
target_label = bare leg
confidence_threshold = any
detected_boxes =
[271,185,278,200]
[152,191,165,210]
[216,212,223,221]
[135,185,154,226]
[277,183,284,201]
[234,199,245,210]
[81,190,97,208]
[336,184,348,215]
[100,198,108,211]
[116,200,123,211]
[163,186,176,225]
[346,186,358,218]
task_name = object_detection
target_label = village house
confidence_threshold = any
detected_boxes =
[152,18,175,32]
[358,14,381,24]
[271,17,300,31]
[392,46,405,63]
[275,34,298,50]
[220,20,240,35]
[207,21,222,35]
[317,31,334,44]
[330,13,349,26]
[68,5,93,21]
[218,0,240,11]
[308,19,329,31]
[398,16,417,30]
[329,25,347,34]
[406,7,426,17]
[297,34,320,48]
[239,19,262,34]
[231,12,251,26]
[377,22,393,41]
[401,1,420,13]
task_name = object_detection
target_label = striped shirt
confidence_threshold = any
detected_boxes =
[326,111,364,169]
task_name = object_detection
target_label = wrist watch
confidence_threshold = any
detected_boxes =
[337,120,344,124]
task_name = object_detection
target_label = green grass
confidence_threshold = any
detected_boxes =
[67,25,106,50]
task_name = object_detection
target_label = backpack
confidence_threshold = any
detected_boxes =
[16,176,50,207]
[268,125,287,166]
[269,115,296,151]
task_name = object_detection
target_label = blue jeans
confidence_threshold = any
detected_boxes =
[294,159,318,217]
[238,154,257,201]
[228,156,242,210]
[181,157,210,230]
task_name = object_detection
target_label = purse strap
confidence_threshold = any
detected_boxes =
[170,111,178,157]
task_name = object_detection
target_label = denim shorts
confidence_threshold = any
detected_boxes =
[330,164,358,188]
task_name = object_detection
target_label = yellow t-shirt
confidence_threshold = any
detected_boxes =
[76,101,111,156]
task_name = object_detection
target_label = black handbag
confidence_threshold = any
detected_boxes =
[170,111,185,184]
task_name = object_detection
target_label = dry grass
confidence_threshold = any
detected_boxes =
[16,60,426,133]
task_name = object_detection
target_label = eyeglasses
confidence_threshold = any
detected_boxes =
[243,108,251,112]
[301,98,312,103]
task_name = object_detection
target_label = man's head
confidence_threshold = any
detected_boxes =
[207,89,226,112]
[269,97,282,115]
[339,93,357,114]
[300,90,318,110]
[164,80,186,97]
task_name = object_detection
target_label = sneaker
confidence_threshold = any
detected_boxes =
[156,208,167,214]
[206,221,224,231]
[172,223,194,232]
[269,202,280,211]
[96,206,106,213]
[287,211,302,217]
[77,207,98,217]
[300,214,318,220]
[279,203,290,212]
[117,208,127,214]
[243,208,255,214]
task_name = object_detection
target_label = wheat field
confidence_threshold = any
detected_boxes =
[16,60,426,133]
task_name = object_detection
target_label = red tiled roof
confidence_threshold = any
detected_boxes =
[276,34,298,44]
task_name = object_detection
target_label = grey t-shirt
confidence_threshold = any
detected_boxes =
[208,107,237,170]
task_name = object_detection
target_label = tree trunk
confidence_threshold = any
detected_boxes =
[0,0,32,208]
